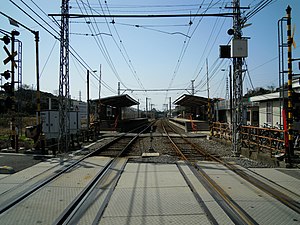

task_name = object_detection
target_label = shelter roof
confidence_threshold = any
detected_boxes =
[173,94,208,107]
[92,94,139,107]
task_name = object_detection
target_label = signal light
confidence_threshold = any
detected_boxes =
[1,35,10,45]
[1,82,12,94]
[1,70,10,80]
[227,29,234,36]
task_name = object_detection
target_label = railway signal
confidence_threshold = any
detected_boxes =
[1,30,19,151]
[0,82,14,109]
[1,82,12,94]
[3,45,17,68]
[0,35,10,45]
[1,70,10,80]
[1,36,14,109]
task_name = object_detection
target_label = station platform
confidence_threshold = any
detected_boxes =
[169,117,209,132]
[0,157,299,224]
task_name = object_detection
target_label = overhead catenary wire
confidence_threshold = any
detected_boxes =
[163,0,207,104]
[8,0,117,96]
[76,0,127,89]
[77,0,146,102]
[103,0,146,91]
[244,0,277,21]
[39,40,58,79]
[5,0,284,111]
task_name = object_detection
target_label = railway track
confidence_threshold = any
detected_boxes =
[160,119,300,224]
[1,119,299,224]
[0,122,153,224]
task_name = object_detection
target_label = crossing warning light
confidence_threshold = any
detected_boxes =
[1,35,10,45]
[1,70,10,80]
[1,82,12,94]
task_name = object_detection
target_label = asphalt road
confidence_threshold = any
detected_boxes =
[0,153,42,173]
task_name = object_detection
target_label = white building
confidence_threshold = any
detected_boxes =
[250,92,284,128]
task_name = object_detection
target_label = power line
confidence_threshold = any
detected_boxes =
[103,0,146,91]
[8,0,116,95]
[49,13,237,18]
[245,0,276,21]
[76,0,125,87]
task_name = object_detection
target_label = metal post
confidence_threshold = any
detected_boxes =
[137,99,139,118]
[286,5,294,164]
[206,58,211,134]
[232,0,243,156]
[169,97,171,118]
[58,0,70,153]
[278,17,287,127]
[118,82,120,95]
[191,80,195,95]
[229,65,233,125]
[35,31,40,126]
[98,64,102,118]
[11,30,18,151]
[98,64,102,134]
[146,97,148,118]
[87,70,90,130]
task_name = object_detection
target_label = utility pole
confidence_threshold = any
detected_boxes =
[229,65,233,126]
[87,70,90,130]
[137,99,139,118]
[286,5,294,165]
[206,58,211,133]
[146,97,148,118]
[232,0,244,156]
[191,80,195,95]
[169,97,171,117]
[225,76,229,100]
[118,82,120,95]
[98,64,102,121]
[58,0,70,153]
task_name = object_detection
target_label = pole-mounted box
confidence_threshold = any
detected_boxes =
[230,39,248,58]
[219,45,231,58]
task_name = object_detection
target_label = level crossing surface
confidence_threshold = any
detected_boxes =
[0,155,299,225]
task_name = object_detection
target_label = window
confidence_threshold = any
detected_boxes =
[266,102,273,125]
[252,111,259,122]
[247,111,251,121]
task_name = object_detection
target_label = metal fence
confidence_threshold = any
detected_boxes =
[212,122,286,156]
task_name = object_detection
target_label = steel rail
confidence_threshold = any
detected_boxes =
[54,121,154,224]
[54,158,115,225]
[0,121,152,215]
[162,119,258,225]
[167,119,300,214]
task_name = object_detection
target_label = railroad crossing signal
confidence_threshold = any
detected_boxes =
[0,35,10,45]
[0,82,14,109]
[3,45,17,68]
[1,70,10,80]
[1,82,12,93]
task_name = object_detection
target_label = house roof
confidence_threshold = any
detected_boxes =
[173,94,209,107]
[250,92,281,102]
[91,94,139,107]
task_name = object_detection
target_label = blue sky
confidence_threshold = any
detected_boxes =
[0,0,299,111]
